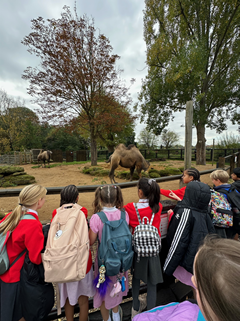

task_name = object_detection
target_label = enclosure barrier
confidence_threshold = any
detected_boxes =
[0,169,219,197]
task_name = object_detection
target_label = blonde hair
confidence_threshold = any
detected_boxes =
[210,169,229,183]
[195,236,240,321]
[0,184,47,235]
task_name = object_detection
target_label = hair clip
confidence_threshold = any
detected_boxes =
[100,186,103,190]
[148,179,156,185]
[113,185,117,189]
[19,203,23,206]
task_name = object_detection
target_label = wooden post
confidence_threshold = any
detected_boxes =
[218,157,225,168]
[230,154,235,177]
[181,101,193,188]
[184,101,193,170]
[212,139,215,166]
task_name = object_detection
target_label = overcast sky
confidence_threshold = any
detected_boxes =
[0,0,239,146]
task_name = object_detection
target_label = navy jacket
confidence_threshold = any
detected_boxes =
[164,182,215,275]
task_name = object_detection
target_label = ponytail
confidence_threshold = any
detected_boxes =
[138,178,160,214]
[0,184,47,235]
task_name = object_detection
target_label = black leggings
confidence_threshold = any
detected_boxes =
[132,276,157,311]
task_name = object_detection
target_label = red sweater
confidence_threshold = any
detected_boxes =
[0,212,44,283]
[160,186,186,200]
[52,206,92,274]
[124,203,163,236]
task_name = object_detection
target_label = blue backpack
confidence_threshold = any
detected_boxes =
[97,209,134,276]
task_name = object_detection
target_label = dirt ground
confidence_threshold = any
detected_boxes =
[0,160,216,221]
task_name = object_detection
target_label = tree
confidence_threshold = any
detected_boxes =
[161,129,180,149]
[22,6,133,166]
[137,127,160,149]
[138,0,240,164]
[216,132,240,149]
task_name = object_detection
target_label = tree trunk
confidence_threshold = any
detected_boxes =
[90,128,97,166]
[196,124,206,165]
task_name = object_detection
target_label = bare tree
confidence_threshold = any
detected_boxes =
[22,6,133,165]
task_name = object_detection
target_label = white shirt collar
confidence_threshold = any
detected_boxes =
[26,209,38,216]
[138,199,149,203]
[102,206,117,211]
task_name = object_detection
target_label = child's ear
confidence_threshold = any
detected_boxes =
[76,195,79,202]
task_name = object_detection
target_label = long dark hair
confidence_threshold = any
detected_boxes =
[137,178,160,214]
[60,185,79,206]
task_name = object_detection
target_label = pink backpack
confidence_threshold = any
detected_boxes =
[42,203,89,283]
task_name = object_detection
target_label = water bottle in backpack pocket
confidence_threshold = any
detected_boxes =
[97,209,133,277]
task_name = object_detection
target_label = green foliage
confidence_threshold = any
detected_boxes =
[216,132,240,149]
[139,0,240,163]
[0,166,24,175]
[149,171,160,178]
[159,169,171,177]
[161,130,180,149]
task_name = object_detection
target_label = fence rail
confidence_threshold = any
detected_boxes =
[0,148,239,165]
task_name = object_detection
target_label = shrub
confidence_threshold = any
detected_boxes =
[159,169,170,177]
[149,171,160,178]
[166,168,182,175]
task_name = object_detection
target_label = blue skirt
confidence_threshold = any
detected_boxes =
[0,279,22,321]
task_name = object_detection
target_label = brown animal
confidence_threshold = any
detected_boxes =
[37,150,52,168]
[107,144,150,183]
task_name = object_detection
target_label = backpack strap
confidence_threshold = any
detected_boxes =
[9,249,27,268]
[120,209,126,221]
[150,213,156,225]
[97,211,109,224]
[21,214,37,220]
[134,203,142,224]
[9,214,37,268]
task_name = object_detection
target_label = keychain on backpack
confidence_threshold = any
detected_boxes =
[93,264,111,298]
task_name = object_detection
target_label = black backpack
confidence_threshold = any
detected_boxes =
[218,187,240,234]
[20,225,54,321]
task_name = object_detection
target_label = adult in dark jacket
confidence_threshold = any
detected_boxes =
[163,182,215,286]
[231,167,240,193]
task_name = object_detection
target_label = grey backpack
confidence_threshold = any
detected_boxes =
[0,214,36,275]
[133,203,161,262]
[97,209,134,276]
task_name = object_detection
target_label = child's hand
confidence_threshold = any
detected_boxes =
[167,209,174,219]
[169,190,182,201]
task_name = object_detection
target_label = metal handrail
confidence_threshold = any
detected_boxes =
[0,168,221,197]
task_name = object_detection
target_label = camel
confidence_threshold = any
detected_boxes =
[107,144,150,183]
[37,150,52,168]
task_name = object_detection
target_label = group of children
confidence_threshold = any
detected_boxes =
[0,167,240,321]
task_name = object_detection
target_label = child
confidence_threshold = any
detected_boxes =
[163,181,215,288]
[51,185,95,321]
[192,235,240,321]
[160,168,200,201]
[210,169,240,238]
[133,235,240,321]
[89,185,129,321]
[0,184,46,321]
[124,178,163,319]
[231,167,240,192]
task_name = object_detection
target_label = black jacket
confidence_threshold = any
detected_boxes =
[231,180,240,193]
[163,181,215,275]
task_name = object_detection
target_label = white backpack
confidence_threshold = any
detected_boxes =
[42,203,89,283]
[132,203,161,262]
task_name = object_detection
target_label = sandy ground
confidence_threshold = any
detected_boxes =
[0,160,215,221]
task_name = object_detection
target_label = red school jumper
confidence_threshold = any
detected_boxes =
[0,212,44,283]
[124,202,163,236]
[52,206,92,274]
[160,187,186,201]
